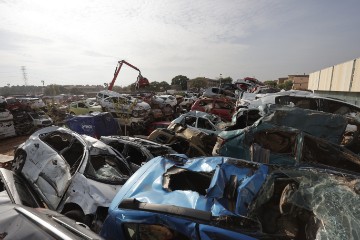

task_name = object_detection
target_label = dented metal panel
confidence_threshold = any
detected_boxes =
[102,156,360,239]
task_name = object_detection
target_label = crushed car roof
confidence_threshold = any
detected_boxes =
[104,155,360,239]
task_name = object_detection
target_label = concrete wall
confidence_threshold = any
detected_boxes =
[309,58,359,92]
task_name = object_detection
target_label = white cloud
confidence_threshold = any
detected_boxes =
[0,0,359,87]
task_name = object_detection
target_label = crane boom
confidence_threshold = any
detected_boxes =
[108,60,149,90]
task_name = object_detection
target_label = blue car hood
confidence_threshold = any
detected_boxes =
[109,155,268,217]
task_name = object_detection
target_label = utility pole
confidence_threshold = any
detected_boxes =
[21,66,28,86]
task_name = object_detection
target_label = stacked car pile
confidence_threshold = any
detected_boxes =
[2,86,360,239]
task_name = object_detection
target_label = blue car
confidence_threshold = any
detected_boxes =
[100,155,360,239]
[213,107,360,165]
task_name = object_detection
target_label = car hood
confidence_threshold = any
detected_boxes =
[106,156,360,239]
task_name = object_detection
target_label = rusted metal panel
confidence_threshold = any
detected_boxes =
[318,66,333,91]
[331,60,354,91]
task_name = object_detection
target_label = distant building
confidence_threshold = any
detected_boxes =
[277,77,287,85]
[289,75,309,90]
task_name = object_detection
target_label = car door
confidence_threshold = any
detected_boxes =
[22,132,74,209]
[77,102,88,114]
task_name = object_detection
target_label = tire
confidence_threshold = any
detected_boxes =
[63,209,85,223]
[12,151,26,173]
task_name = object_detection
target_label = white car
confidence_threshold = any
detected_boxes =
[12,126,133,230]
[157,95,177,107]
[169,110,225,135]
[179,97,196,109]
[28,111,53,127]
[102,95,151,119]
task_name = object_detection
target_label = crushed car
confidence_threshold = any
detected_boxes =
[169,110,226,135]
[100,136,177,172]
[27,110,53,128]
[11,126,133,232]
[100,155,360,239]
[0,109,16,139]
[191,97,235,122]
[101,95,151,127]
[148,123,217,157]
[213,107,360,167]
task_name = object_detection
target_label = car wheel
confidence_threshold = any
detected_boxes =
[12,151,26,173]
[63,209,85,223]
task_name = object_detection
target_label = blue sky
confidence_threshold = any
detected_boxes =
[0,0,359,87]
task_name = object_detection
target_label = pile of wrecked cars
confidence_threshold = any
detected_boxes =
[2,86,360,239]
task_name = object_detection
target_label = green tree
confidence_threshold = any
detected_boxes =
[191,77,207,90]
[171,75,189,90]
[278,80,293,90]
[264,80,277,88]
[44,84,68,96]
[220,76,233,84]
[69,87,83,95]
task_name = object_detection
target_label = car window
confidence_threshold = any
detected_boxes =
[253,131,297,154]
[126,145,147,166]
[197,118,215,131]
[184,116,197,127]
[107,141,126,153]
[78,102,86,108]
[41,132,85,172]
[198,101,208,107]
[124,223,189,240]
[85,154,131,184]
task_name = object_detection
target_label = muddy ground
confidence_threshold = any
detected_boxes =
[0,135,30,156]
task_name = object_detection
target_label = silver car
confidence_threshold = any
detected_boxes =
[11,126,133,231]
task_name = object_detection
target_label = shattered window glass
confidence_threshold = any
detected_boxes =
[250,169,360,239]
[85,154,130,184]
[301,135,360,173]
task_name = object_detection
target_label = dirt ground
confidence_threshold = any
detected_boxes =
[0,135,30,156]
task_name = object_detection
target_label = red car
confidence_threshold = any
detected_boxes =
[190,98,235,122]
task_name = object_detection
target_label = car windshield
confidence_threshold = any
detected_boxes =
[85,148,131,184]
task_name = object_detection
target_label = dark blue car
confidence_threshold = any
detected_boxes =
[100,155,360,239]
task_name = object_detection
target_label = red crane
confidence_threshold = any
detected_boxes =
[108,60,150,90]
